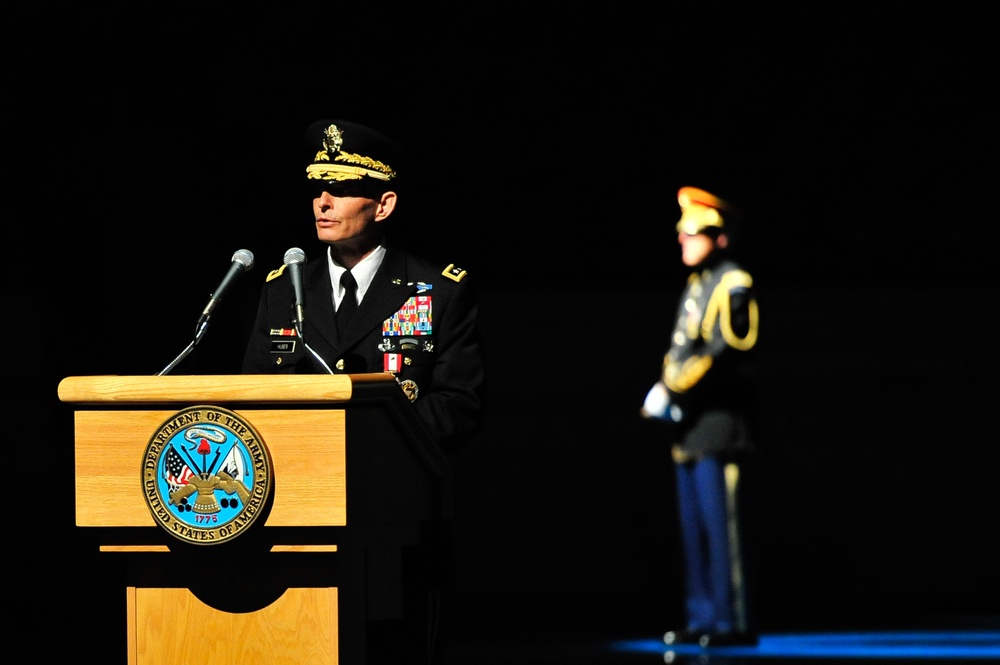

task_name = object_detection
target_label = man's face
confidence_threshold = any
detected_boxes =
[312,189,383,246]
[678,232,717,267]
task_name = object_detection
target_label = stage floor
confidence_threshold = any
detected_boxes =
[439,595,1000,664]
[445,629,1000,664]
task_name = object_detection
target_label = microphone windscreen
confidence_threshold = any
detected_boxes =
[232,249,255,271]
[284,247,307,265]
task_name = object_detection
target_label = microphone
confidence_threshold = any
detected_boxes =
[195,249,255,334]
[282,247,331,373]
[159,248,255,376]
[284,247,307,334]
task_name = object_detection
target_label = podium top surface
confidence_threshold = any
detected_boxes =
[58,373,396,404]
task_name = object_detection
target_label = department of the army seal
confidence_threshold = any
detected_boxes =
[141,405,274,545]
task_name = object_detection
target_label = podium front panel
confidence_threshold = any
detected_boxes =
[128,586,338,665]
[74,408,346,528]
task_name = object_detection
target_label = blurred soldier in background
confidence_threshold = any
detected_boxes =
[642,185,760,649]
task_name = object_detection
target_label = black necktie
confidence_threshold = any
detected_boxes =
[337,270,358,333]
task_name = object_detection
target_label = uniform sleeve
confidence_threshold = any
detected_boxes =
[663,270,758,396]
[411,273,486,453]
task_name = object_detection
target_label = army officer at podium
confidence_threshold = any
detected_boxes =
[242,118,486,455]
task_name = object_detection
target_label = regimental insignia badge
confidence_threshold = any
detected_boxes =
[398,378,419,402]
[141,405,274,545]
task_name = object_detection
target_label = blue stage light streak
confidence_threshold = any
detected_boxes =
[611,631,1000,660]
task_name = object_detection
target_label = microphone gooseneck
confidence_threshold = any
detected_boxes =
[158,249,255,376]
[195,249,256,332]
[282,247,333,374]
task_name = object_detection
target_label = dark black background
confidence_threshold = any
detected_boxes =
[17,7,1000,659]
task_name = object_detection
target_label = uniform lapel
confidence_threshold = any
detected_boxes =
[302,247,418,360]
[300,258,338,360]
[340,248,417,344]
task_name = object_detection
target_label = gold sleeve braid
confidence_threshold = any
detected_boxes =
[663,354,714,394]
[702,270,759,351]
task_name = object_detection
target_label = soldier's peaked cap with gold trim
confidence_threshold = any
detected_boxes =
[675,186,740,235]
[305,119,404,189]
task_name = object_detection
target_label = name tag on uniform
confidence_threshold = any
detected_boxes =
[270,340,297,354]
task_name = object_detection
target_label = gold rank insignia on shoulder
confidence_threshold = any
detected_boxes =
[266,264,288,282]
[442,264,467,282]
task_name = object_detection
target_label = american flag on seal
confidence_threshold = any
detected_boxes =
[164,445,194,490]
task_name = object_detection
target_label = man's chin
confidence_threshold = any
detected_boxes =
[316,229,342,243]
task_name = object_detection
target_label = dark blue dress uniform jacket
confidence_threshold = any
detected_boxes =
[663,256,759,460]
[241,245,485,452]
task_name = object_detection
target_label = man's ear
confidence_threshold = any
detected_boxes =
[716,232,729,249]
[375,191,397,222]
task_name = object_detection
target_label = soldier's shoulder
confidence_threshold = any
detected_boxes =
[405,252,471,284]
[440,262,469,283]
[265,264,288,282]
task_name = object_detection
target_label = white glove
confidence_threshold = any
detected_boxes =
[642,381,683,422]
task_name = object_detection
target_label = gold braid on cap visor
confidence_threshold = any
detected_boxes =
[306,150,397,182]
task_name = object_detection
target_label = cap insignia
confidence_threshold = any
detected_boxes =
[321,124,345,155]
[307,123,397,182]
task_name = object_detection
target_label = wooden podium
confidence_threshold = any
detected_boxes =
[57,373,452,665]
